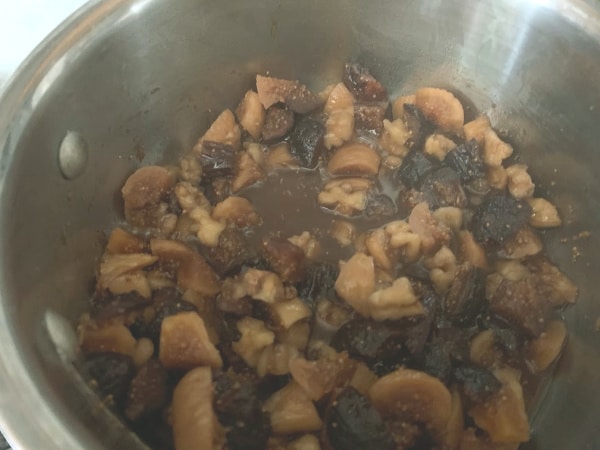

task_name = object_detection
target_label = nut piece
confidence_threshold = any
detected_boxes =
[525,320,567,373]
[469,369,530,444]
[318,178,372,216]
[242,268,285,303]
[506,164,535,199]
[379,119,410,157]
[235,90,266,140]
[106,228,145,254]
[324,83,355,149]
[408,202,451,254]
[385,220,422,263]
[179,153,203,183]
[272,298,312,329]
[328,143,381,177]
[391,94,417,120]
[175,182,225,247]
[334,252,375,317]
[256,75,321,113]
[159,311,222,369]
[232,317,275,367]
[288,435,321,450]
[365,228,394,271]
[415,87,464,134]
[369,368,452,441]
[267,143,298,169]
[483,129,513,167]
[264,381,323,435]
[487,165,508,190]
[256,343,300,377]
[121,166,175,228]
[424,134,456,161]
[172,367,217,450]
[499,226,543,259]
[290,352,356,401]
[443,390,465,450]
[231,150,266,192]
[289,232,321,260]
[432,206,463,232]
[98,253,158,298]
[457,230,487,269]
[80,323,137,356]
[463,115,491,146]
[194,109,241,151]
[425,246,458,295]
[368,277,424,321]
[212,196,261,227]
[330,219,356,247]
[527,198,561,228]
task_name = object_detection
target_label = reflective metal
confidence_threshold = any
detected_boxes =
[0,0,599,448]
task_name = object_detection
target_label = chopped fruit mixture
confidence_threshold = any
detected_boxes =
[77,63,577,450]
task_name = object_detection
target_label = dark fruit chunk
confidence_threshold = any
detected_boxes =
[365,193,397,217]
[453,363,502,403]
[125,359,168,421]
[147,290,197,343]
[342,63,388,102]
[489,278,549,336]
[354,104,386,134]
[423,341,452,383]
[262,105,294,142]
[261,236,306,283]
[472,193,532,245]
[200,141,236,176]
[204,228,254,276]
[214,372,271,450]
[445,263,486,326]
[403,103,433,149]
[296,263,339,307]
[326,386,395,450]
[331,319,393,361]
[446,139,486,182]
[83,352,135,407]
[90,291,152,320]
[418,167,468,209]
[289,117,325,168]
[393,149,438,188]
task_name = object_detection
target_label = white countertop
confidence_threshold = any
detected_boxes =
[0,0,88,90]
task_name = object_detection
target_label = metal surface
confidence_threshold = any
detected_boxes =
[0,0,599,448]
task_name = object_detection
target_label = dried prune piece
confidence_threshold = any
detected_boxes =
[90,291,152,320]
[453,363,502,403]
[83,352,135,407]
[403,103,433,149]
[296,263,339,307]
[200,141,236,176]
[125,359,168,421]
[342,63,388,102]
[354,104,386,134]
[393,149,438,188]
[418,166,468,209]
[262,105,294,142]
[423,341,452,383]
[289,117,325,168]
[214,372,271,450]
[204,228,254,276]
[326,386,394,450]
[444,263,486,326]
[365,193,397,217]
[472,193,532,245]
[331,319,393,362]
[261,235,306,283]
[445,139,485,182]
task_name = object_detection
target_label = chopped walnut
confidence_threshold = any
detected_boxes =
[106,228,146,255]
[256,343,300,377]
[98,253,158,298]
[365,228,394,271]
[289,352,355,400]
[349,363,379,396]
[271,298,312,329]
[159,311,223,369]
[179,153,202,183]
[527,198,561,228]
[232,317,276,367]
[384,220,422,262]
[424,134,456,161]
[483,129,513,167]
[457,230,487,269]
[235,90,266,140]
[487,165,508,190]
[379,119,410,157]
[324,83,355,149]
[175,181,225,247]
[506,164,535,199]
[193,109,241,152]
[289,232,321,260]
[500,226,543,259]
[231,149,266,192]
[287,435,321,450]
[327,143,381,177]
[415,87,464,133]
[267,143,298,169]
[330,219,356,247]
[318,178,372,216]
[334,252,375,317]
[264,381,323,435]
[432,206,463,232]
[79,322,137,356]
[256,75,321,113]
[368,277,424,321]
[212,196,261,227]
[408,202,451,254]
[425,246,458,294]
[463,115,491,146]
[242,268,285,303]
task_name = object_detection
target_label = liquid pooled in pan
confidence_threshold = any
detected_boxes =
[77,63,577,450]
